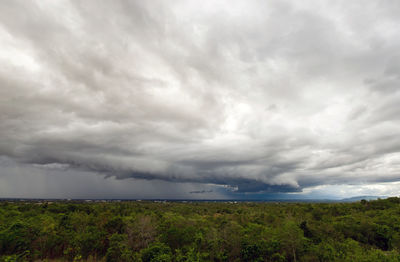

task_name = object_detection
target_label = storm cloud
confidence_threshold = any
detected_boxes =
[1,0,400,198]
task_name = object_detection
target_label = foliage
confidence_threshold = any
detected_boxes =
[1,198,400,261]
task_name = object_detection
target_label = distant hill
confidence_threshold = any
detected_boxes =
[340,195,387,202]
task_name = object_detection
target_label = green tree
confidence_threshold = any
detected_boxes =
[141,242,172,262]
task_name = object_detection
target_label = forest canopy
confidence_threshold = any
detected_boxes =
[1,198,400,261]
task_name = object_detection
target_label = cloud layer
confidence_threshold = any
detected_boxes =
[1,0,400,197]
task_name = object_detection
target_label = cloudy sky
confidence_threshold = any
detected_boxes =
[1,0,400,199]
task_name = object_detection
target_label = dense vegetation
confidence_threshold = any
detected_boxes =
[1,198,400,261]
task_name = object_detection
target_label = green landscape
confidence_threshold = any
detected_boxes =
[1,198,400,262]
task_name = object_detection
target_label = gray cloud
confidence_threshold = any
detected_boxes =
[1,0,400,198]
[189,190,213,194]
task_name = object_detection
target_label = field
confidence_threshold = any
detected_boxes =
[1,198,400,261]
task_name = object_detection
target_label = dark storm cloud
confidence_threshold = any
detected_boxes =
[189,190,213,194]
[1,0,400,198]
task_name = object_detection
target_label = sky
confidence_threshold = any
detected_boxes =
[1,0,400,199]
